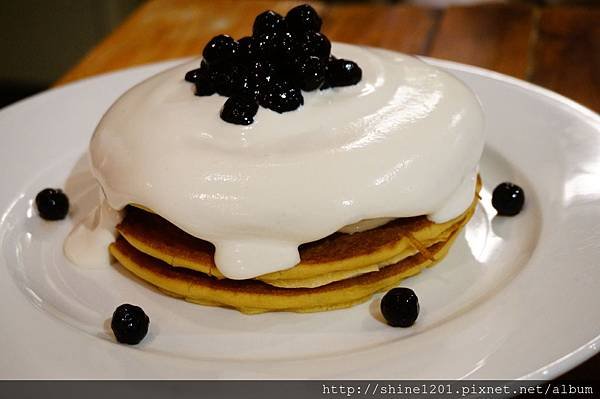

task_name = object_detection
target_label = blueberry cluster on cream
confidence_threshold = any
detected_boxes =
[183,4,362,125]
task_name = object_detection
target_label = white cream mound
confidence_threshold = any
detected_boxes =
[72,43,484,279]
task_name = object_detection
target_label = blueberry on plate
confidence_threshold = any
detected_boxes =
[253,10,286,36]
[322,58,362,88]
[259,81,304,113]
[286,4,322,33]
[492,182,525,216]
[111,304,150,345]
[380,287,419,327]
[202,34,238,65]
[35,188,69,220]
[220,96,259,125]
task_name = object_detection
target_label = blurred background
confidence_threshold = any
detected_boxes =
[0,0,142,107]
[0,0,596,108]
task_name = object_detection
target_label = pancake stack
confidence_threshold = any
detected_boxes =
[109,182,479,314]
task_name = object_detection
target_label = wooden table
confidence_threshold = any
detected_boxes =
[57,0,599,113]
[57,0,599,379]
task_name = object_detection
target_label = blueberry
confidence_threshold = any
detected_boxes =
[186,62,215,96]
[253,10,286,36]
[253,32,277,58]
[231,70,258,99]
[207,62,224,82]
[207,64,235,96]
[296,31,330,61]
[35,188,69,221]
[272,31,298,62]
[259,81,304,113]
[185,68,202,83]
[111,304,149,345]
[492,182,525,216]
[192,6,363,122]
[294,56,325,91]
[202,34,238,65]
[286,4,322,33]
[380,287,419,327]
[185,60,210,83]
[238,36,256,62]
[322,58,362,88]
[254,31,297,63]
[194,73,216,96]
[210,64,256,98]
[220,96,259,125]
[249,59,281,92]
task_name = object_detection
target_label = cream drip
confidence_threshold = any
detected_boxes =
[64,197,123,267]
[81,44,484,279]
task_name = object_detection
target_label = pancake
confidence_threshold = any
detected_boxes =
[110,231,458,314]
[108,191,478,313]
[116,187,478,289]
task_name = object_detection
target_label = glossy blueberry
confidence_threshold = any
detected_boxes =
[111,304,149,345]
[237,36,256,62]
[207,64,235,96]
[294,56,325,91]
[220,96,259,125]
[259,81,304,113]
[231,69,258,99]
[253,10,286,36]
[186,62,214,95]
[272,31,297,62]
[253,32,276,58]
[185,60,210,83]
[249,59,281,91]
[210,64,256,98]
[492,182,525,216]
[296,31,330,61]
[322,58,362,88]
[185,68,202,83]
[286,4,322,33]
[254,31,297,63]
[202,34,238,65]
[194,73,216,96]
[191,5,363,125]
[35,188,69,220]
[380,287,419,328]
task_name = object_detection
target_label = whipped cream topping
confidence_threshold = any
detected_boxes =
[64,195,123,267]
[86,44,484,279]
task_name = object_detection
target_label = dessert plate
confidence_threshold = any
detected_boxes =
[1,53,599,379]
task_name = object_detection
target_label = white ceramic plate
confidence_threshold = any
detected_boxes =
[1,55,599,379]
